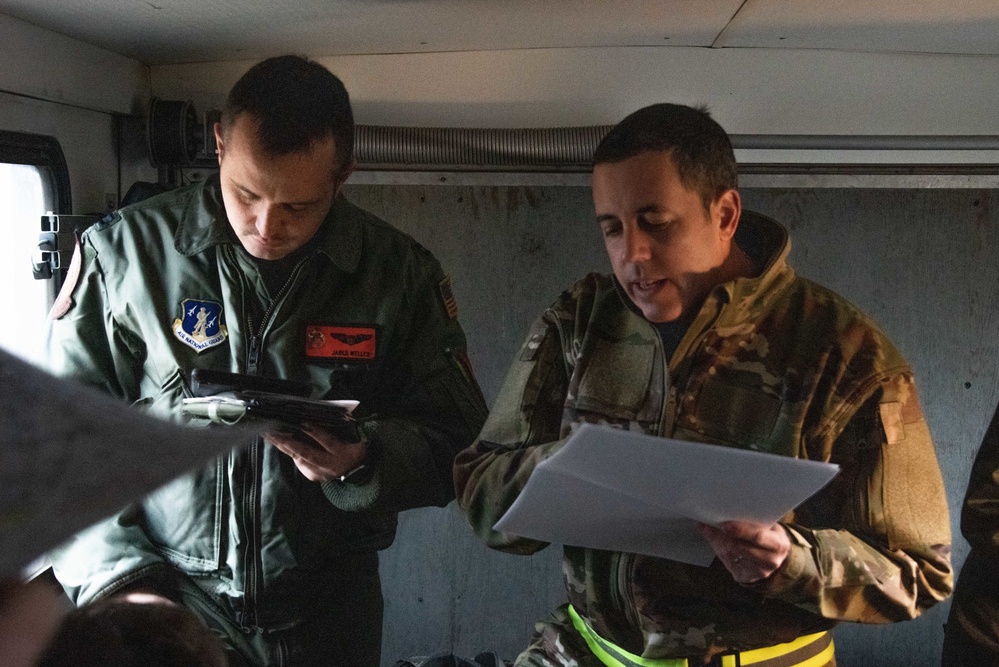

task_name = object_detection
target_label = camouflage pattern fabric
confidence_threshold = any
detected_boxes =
[943,400,999,666]
[455,212,952,665]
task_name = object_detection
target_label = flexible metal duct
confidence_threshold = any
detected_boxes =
[355,125,999,170]
[355,125,612,168]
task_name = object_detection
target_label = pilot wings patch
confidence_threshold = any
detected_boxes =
[305,324,377,361]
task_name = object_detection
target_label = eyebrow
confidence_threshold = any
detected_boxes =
[233,183,259,199]
[596,204,667,223]
[233,182,322,207]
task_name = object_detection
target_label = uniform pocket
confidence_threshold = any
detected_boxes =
[678,375,783,451]
[142,368,225,572]
[140,368,193,421]
[143,460,225,572]
[574,337,654,420]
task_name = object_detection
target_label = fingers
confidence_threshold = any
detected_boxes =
[265,426,368,482]
[697,521,791,584]
[267,436,327,482]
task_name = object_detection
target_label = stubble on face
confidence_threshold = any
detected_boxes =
[592,151,746,323]
[215,116,343,260]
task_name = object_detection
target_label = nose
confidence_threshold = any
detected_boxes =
[622,227,652,264]
[254,203,283,239]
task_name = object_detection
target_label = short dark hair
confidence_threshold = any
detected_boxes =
[36,600,227,667]
[221,55,354,168]
[593,103,738,210]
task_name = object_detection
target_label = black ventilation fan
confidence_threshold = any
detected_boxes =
[147,97,201,167]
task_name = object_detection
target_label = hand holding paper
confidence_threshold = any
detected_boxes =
[697,520,791,583]
[493,423,839,567]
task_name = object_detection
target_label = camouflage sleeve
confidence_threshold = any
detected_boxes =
[454,311,570,554]
[957,400,999,556]
[942,400,999,664]
[753,372,954,622]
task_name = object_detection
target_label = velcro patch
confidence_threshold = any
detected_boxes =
[48,237,83,320]
[880,402,904,444]
[519,319,550,362]
[439,276,458,320]
[520,333,546,362]
[305,325,377,361]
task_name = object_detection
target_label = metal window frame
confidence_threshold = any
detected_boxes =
[0,129,71,214]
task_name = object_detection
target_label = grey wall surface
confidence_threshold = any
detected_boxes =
[343,183,999,667]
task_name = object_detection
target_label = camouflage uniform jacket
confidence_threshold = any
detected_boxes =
[943,400,999,665]
[455,211,952,661]
[46,175,488,631]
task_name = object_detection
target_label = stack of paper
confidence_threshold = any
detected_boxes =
[494,423,839,566]
[0,349,255,577]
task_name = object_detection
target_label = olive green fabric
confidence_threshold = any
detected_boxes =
[455,212,952,665]
[943,401,999,666]
[45,175,488,665]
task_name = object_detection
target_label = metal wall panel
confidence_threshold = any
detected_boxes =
[344,184,999,667]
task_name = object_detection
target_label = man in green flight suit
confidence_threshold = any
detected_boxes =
[45,55,487,666]
[454,104,953,666]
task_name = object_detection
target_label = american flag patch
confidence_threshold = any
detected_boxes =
[439,276,458,319]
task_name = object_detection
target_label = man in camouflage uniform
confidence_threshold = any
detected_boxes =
[943,401,999,665]
[454,104,952,667]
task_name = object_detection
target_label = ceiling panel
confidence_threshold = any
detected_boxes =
[717,0,999,55]
[0,0,743,65]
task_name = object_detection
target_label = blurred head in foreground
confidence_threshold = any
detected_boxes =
[35,598,227,667]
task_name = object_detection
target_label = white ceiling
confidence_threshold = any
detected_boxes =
[2,0,999,66]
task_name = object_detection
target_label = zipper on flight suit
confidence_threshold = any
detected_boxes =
[239,254,313,628]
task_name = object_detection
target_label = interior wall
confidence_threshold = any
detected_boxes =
[0,12,154,214]
[0,13,146,116]
[0,92,156,216]
[151,47,999,137]
[341,182,999,667]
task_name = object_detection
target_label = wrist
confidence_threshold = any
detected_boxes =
[337,425,376,485]
[337,462,375,485]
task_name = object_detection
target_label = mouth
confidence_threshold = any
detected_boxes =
[630,278,668,295]
[255,236,286,248]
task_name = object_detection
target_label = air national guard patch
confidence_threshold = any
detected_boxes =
[172,298,227,353]
[305,324,377,361]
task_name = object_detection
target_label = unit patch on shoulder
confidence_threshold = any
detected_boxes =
[439,276,458,320]
[305,324,377,361]
[172,298,228,353]
[48,237,83,320]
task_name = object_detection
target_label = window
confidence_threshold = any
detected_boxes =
[0,131,71,363]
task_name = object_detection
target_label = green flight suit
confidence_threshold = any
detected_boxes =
[46,175,488,666]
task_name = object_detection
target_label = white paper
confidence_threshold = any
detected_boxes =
[494,423,839,566]
[0,348,256,577]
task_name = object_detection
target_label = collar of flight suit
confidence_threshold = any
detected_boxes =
[173,174,363,274]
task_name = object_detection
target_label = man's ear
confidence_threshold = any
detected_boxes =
[715,188,742,240]
[333,158,357,195]
[213,123,225,166]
